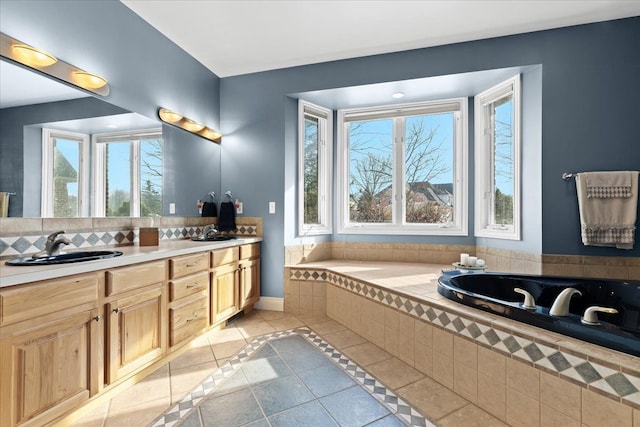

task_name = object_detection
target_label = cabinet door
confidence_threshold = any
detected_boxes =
[211,263,239,325]
[107,286,165,383]
[0,309,101,427]
[240,258,260,309]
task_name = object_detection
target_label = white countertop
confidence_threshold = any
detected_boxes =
[0,237,262,288]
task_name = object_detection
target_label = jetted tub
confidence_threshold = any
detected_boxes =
[437,271,640,356]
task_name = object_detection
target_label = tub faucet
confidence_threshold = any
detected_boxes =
[514,288,536,310]
[33,230,71,257]
[549,288,582,316]
[581,306,619,326]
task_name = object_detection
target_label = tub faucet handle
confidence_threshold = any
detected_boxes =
[581,306,618,326]
[514,288,536,310]
[549,288,582,317]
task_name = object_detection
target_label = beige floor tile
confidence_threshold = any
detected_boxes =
[104,397,170,427]
[308,318,346,334]
[437,403,508,427]
[267,316,305,331]
[296,312,330,325]
[207,325,245,345]
[109,366,170,410]
[170,362,218,404]
[366,357,424,390]
[71,399,110,427]
[169,344,216,371]
[256,309,289,321]
[212,339,247,360]
[396,376,468,421]
[341,342,393,367]
[322,329,367,350]
[236,321,276,338]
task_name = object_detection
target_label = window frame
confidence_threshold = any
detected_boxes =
[298,100,333,236]
[92,128,163,217]
[337,98,468,235]
[474,74,522,240]
[41,128,90,217]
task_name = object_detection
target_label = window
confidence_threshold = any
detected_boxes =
[93,129,163,217]
[337,98,468,235]
[41,129,89,217]
[474,75,521,239]
[298,100,332,235]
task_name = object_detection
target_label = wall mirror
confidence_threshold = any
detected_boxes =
[0,58,163,218]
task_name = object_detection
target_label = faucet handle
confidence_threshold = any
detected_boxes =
[47,230,66,241]
[514,288,536,310]
[581,306,618,326]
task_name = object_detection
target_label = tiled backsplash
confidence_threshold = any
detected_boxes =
[285,242,640,280]
[0,216,262,258]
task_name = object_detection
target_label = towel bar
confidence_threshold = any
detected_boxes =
[562,172,576,180]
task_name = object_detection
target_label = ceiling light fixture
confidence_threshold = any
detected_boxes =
[392,92,405,99]
[158,107,222,143]
[0,32,110,96]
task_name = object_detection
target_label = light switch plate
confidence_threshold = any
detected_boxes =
[269,202,276,214]
[169,203,175,214]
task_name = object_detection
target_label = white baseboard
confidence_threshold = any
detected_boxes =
[254,297,284,311]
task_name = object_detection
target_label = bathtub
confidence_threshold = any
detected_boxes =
[437,270,640,356]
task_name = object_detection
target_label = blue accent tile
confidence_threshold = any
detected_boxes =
[241,355,292,386]
[241,419,270,427]
[367,414,409,427]
[252,343,278,359]
[87,233,100,245]
[199,388,263,427]
[252,375,314,416]
[0,240,8,254]
[279,345,335,373]
[268,335,316,355]
[298,363,356,398]
[33,235,47,250]
[72,233,84,247]
[319,386,390,427]
[11,236,31,253]
[211,370,249,398]
[269,400,338,427]
[180,409,202,427]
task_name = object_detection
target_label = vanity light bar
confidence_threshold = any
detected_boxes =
[158,108,222,143]
[0,32,109,96]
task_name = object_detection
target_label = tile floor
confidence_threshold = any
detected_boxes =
[73,310,506,427]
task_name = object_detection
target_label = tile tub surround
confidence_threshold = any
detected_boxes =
[284,262,640,427]
[0,216,262,258]
[150,328,429,427]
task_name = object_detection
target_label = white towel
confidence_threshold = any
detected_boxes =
[576,171,639,249]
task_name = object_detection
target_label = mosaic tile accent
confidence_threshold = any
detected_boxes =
[150,328,431,427]
[288,268,640,409]
[0,223,260,257]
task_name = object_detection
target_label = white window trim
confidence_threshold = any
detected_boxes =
[337,98,468,236]
[474,74,521,240]
[92,128,162,217]
[41,128,89,217]
[298,100,333,236]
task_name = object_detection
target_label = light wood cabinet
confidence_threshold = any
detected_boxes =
[0,274,101,427]
[239,243,261,310]
[211,261,239,325]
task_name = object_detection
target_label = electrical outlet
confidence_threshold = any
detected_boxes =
[236,202,243,214]
[269,202,276,214]
[169,203,175,214]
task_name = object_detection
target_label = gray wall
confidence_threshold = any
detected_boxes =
[0,0,221,217]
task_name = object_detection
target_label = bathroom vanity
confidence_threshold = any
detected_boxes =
[0,239,260,427]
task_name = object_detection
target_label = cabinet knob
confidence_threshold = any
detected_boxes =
[93,315,101,322]
[113,307,120,313]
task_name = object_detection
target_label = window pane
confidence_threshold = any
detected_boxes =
[140,139,163,216]
[303,115,319,224]
[348,119,393,223]
[404,113,454,224]
[492,96,514,225]
[52,138,80,217]
[105,141,131,216]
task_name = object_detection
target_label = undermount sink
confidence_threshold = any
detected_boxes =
[191,235,236,242]
[5,250,124,266]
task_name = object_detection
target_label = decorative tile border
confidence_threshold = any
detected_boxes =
[0,223,260,258]
[151,327,431,427]
[288,268,640,408]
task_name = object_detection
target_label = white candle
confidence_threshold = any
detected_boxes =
[468,256,477,267]
[460,253,469,266]
[476,258,485,267]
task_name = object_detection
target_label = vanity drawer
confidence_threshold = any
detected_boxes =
[240,243,260,260]
[106,261,166,296]
[212,247,239,267]
[170,271,209,302]
[0,273,99,325]
[170,253,209,279]
[170,294,208,346]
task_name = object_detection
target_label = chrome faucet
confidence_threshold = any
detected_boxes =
[202,224,218,239]
[549,288,582,316]
[581,306,619,326]
[34,230,71,257]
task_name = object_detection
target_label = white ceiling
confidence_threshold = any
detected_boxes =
[122,0,640,77]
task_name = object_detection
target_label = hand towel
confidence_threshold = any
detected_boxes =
[0,192,9,217]
[576,171,639,249]
[201,201,217,217]
[217,201,236,232]
[584,171,632,198]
